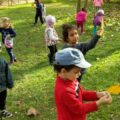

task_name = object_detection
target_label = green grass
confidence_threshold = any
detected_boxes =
[0,1,120,120]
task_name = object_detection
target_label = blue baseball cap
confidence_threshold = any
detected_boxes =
[54,48,91,68]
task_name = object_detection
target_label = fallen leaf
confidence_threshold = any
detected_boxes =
[106,85,120,94]
[27,107,39,117]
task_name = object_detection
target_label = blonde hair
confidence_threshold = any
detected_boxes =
[0,17,12,28]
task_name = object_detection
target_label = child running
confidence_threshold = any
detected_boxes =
[45,15,60,65]
[0,57,14,117]
[54,48,112,120]
[0,17,16,64]
[62,24,103,82]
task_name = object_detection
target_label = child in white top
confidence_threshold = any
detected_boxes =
[45,15,59,65]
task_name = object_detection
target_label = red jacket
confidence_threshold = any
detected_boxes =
[54,76,98,120]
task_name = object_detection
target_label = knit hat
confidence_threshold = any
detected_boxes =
[45,15,56,27]
[97,9,104,15]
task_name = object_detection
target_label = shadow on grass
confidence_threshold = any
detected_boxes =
[13,60,50,81]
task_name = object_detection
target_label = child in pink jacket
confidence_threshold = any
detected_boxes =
[93,0,103,11]
[76,8,87,34]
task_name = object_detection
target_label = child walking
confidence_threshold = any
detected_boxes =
[76,8,87,34]
[93,0,104,12]
[0,17,16,64]
[33,0,44,26]
[62,24,103,82]
[54,48,112,120]
[93,9,105,35]
[45,15,60,65]
[0,57,14,117]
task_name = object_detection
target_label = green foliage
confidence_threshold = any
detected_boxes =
[43,0,58,3]
[0,1,120,120]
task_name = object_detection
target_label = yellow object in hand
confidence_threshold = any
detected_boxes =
[101,18,104,30]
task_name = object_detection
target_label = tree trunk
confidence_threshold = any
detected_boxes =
[76,0,81,13]
[84,0,88,8]
[25,0,28,4]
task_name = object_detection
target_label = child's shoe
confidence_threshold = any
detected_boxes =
[1,110,12,117]
[14,58,17,62]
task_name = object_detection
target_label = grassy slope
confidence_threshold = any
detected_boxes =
[0,1,120,120]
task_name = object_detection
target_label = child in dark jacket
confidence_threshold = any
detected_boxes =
[62,24,103,82]
[33,0,44,26]
[0,17,17,64]
[54,48,112,120]
[0,57,14,117]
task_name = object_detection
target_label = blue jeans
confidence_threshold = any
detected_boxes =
[6,47,15,62]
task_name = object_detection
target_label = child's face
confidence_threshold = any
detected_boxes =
[3,21,10,28]
[67,29,79,44]
[62,67,81,81]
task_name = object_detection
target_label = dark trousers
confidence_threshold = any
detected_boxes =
[77,21,84,33]
[48,45,57,64]
[0,90,7,110]
[6,47,15,62]
[2,38,4,44]
[34,9,44,24]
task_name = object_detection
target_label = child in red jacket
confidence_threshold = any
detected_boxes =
[53,48,112,120]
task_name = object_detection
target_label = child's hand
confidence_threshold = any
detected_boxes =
[96,92,112,107]
[57,38,62,43]
[6,34,11,39]
[97,91,107,99]
[58,38,63,42]
[104,91,112,103]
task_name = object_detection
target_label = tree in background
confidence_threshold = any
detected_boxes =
[84,0,88,8]
[76,0,81,12]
